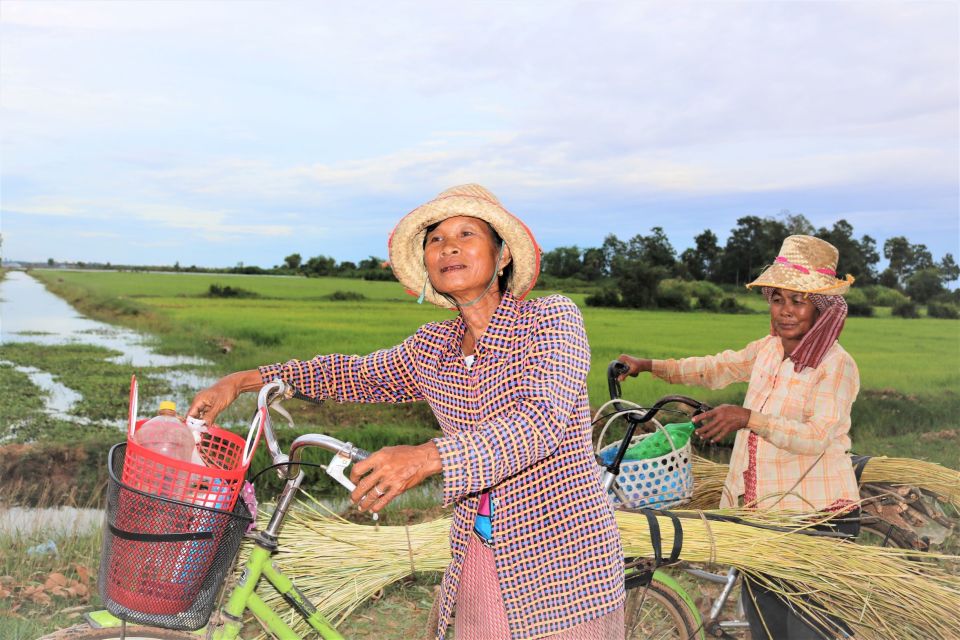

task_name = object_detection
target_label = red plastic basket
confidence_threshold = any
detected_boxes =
[101,444,252,628]
[120,375,262,512]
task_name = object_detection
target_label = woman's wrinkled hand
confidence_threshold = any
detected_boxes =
[616,354,652,381]
[691,404,751,443]
[187,370,260,426]
[349,442,443,514]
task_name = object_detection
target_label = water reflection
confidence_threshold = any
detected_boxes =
[0,270,215,423]
[1,270,206,368]
[0,360,87,422]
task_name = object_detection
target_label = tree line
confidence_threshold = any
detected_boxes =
[539,213,958,310]
[34,210,958,315]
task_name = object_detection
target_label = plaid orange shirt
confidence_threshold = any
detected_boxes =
[652,335,860,511]
[259,293,624,639]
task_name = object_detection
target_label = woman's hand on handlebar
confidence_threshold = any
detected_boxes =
[187,369,263,426]
[692,404,751,443]
[349,442,443,514]
[616,354,653,381]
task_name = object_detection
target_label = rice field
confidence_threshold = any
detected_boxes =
[32,269,960,455]
[4,269,959,639]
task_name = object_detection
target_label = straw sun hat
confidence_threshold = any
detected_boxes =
[388,184,542,309]
[746,235,854,296]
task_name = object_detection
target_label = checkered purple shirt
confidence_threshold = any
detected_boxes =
[259,292,624,639]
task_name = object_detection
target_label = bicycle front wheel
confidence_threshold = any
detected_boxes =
[625,577,702,640]
[38,623,198,640]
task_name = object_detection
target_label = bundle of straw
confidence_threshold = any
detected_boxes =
[690,455,960,512]
[258,499,960,640]
[859,456,960,509]
[687,455,729,510]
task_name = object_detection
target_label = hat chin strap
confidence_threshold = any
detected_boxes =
[419,243,505,309]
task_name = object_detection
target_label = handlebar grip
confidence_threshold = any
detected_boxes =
[290,388,324,405]
[607,360,629,401]
[351,447,371,462]
[610,361,630,377]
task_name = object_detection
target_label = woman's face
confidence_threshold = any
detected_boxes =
[423,215,511,304]
[769,288,820,343]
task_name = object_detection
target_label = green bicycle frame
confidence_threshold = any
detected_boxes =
[212,543,343,640]
[87,543,343,639]
[652,568,706,640]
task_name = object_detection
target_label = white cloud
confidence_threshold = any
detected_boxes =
[1,1,956,264]
[5,197,293,241]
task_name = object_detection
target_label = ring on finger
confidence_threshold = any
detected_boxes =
[374,485,385,497]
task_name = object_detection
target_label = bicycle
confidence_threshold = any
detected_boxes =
[595,360,955,640]
[43,379,374,640]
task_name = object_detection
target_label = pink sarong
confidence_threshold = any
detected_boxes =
[454,534,624,639]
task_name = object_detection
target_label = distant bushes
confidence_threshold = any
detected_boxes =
[584,287,623,307]
[654,280,749,313]
[360,269,397,281]
[585,279,748,313]
[892,301,920,318]
[861,285,908,307]
[206,284,259,298]
[325,290,366,301]
[655,280,691,311]
[843,289,874,317]
[927,301,960,319]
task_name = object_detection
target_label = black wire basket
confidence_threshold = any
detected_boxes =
[99,443,252,631]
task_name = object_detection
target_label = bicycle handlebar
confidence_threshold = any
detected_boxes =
[607,360,713,416]
[251,380,376,539]
[255,380,370,481]
[601,360,714,480]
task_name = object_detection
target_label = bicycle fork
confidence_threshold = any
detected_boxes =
[684,566,750,637]
[214,470,345,640]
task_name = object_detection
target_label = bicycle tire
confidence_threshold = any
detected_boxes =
[625,577,701,640]
[37,623,197,640]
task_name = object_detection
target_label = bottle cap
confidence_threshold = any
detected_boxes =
[159,400,177,412]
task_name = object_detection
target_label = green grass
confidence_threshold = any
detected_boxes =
[0,522,103,639]
[26,269,960,468]
[0,342,176,432]
[6,268,958,638]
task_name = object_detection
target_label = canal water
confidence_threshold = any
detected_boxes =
[0,271,431,534]
[0,270,222,534]
[0,270,215,425]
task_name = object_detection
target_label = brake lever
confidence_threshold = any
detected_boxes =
[324,453,356,491]
[270,400,295,428]
[323,451,379,521]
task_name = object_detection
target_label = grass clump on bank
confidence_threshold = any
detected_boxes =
[0,342,174,428]
[0,514,102,640]
[0,363,76,442]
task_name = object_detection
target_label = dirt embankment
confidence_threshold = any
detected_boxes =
[0,440,112,507]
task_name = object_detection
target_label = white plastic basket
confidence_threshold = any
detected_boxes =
[597,421,694,510]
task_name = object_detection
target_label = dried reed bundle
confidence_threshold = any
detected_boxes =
[615,509,960,640]
[248,498,451,632]
[690,455,960,511]
[257,498,959,640]
[859,456,960,509]
[688,455,728,509]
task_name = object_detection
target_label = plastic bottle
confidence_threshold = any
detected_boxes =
[135,401,196,462]
[134,401,196,499]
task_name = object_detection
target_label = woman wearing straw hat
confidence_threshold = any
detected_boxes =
[618,235,860,639]
[188,185,625,639]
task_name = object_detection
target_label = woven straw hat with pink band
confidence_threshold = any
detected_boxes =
[746,235,854,296]
[388,184,542,309]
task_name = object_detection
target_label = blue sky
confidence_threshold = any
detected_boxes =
[2,1,957,269]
